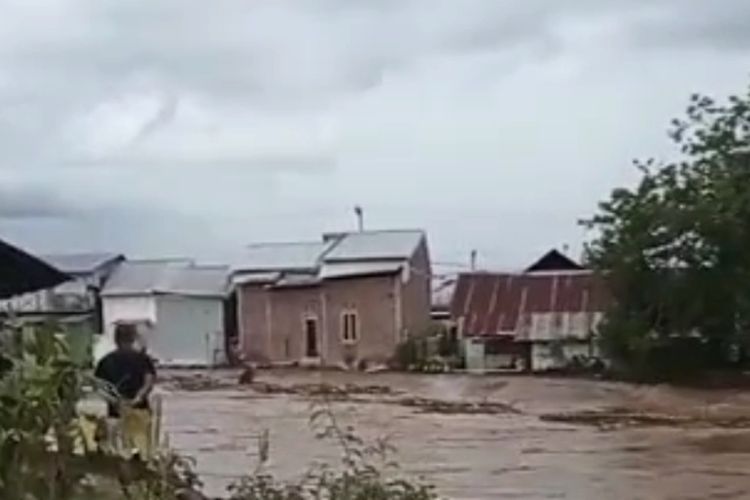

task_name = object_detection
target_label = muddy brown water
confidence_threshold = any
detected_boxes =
[157,370,750,499]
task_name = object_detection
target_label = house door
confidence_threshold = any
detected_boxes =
[304,317,319,358]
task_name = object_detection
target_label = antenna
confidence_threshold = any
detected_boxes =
[354,205,364,232]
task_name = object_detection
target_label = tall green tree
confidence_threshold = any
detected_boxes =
[583,81,750,379]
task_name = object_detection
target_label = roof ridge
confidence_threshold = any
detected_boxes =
[340,228,425,235]
[246,241,324,248]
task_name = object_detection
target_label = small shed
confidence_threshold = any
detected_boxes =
[101,260,229,367]
[451,249,608,372]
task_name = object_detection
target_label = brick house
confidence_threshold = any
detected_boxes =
[451,249,608,371]
[231,230,431,367]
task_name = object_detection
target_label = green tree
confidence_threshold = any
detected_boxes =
[583,81,750,379]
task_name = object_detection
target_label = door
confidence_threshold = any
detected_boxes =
[304,317,318,358]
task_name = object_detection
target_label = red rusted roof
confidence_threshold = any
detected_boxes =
[451,270,608,337]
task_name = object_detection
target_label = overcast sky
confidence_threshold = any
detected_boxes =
[1,0,749,270]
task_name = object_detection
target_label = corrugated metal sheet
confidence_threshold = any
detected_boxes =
[323,230,423,262]
[102,260,228,298]
[0,238,69,298]
[431,276,456,308]
[232,230,426,285]
[451,271,608,336]
[234,242,331,272]
[166,265,228,297]
[272,273,321,288]
[319,261,402,279]
[42,253,123,275]
[231,272,281,285]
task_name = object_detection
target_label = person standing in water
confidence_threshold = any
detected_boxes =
[94,322,156,457]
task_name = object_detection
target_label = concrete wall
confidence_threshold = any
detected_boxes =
[102,295,157,341]
[530,341,592,371]
[322,275,397,365]
[238,275,403,366]
[527,312,605,341]
[464,338,485,370]
[237,285,271,363]
[267,287,323,363]
[154,295,225,366]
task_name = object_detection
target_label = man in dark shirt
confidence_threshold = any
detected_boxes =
[95,323,156,418]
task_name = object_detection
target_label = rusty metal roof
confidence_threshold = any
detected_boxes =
[451,271,608,336]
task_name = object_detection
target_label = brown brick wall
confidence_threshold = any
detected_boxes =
[321,275,397,365]
[237,240,432,366]
[267,287,322,361]
[237,284,270,363]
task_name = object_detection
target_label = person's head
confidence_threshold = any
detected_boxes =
[114,323,138,350]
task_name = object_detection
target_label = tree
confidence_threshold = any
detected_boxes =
[583,81,750,379]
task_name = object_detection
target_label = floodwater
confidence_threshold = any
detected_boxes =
[158,370,750,499]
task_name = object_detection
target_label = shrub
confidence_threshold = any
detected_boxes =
[228,400,438,500]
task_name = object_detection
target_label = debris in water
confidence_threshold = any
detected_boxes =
[238,366,255,385]
[163,373,235,391]
[394,396,521,415]
[250,381,396,398]
[540,407,750,430]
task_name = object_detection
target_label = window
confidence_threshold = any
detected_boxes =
[341,310,358,343]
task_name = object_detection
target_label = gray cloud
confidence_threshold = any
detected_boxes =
[0,184,77,219]
[629,1,750,50]
[0,0,749,267]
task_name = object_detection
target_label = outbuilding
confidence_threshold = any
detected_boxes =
[101,260,228,366]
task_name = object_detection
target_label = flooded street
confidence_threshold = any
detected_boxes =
[159,371,750,499]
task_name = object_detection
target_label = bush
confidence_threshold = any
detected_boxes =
[228,401,438,500]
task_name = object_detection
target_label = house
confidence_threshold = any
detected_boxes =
[1,252,123,318]
[451,250,608,372]
[0,238,68,300]
[0,246,120,364]
[232,229,431,367]
[101,260,229,367]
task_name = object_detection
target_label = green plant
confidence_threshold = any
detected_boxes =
[228,399,439,500]
[583,80,750,379]
[0,320,201,500]
[0,320,86,499]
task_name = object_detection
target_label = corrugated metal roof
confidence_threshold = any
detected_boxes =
[432,276,456,308]
[231,272,281,285]
[323,230,424,262]
[232,229,426,286]
[102,260,228,298]
[42,253,123,275]
[272,273,321,288]
[451,271,608,336]
[233,242,331,272]
[0,238,69,298]
[320,261,402,280]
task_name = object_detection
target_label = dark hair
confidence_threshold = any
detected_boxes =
[114,323,138,346]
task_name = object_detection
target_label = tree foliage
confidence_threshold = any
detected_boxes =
[583,81,750,379]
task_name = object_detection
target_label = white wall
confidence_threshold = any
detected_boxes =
[154,295,225,366]
[101,295,157,341]
[463,338,485,371]
[531,341,592,371]
[528,312,601,341]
